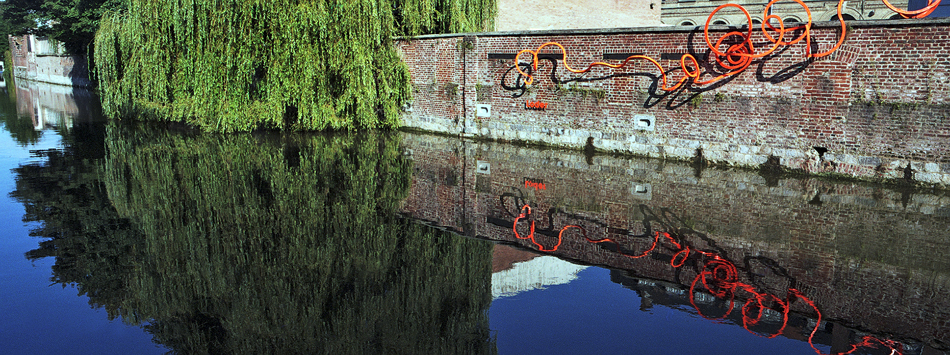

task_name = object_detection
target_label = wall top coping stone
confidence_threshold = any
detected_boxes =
[397,17,950,40]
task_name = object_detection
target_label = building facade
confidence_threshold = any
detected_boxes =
[661,0,911,27]
[8,34,91,87]
[496,0,664,31]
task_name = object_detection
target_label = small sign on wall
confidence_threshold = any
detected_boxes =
[477,160,491,174]
[634,114,655,131]
[631,182,652,200]
[475,104,491,118]
[524,178,546,190]
[525,100,548,110]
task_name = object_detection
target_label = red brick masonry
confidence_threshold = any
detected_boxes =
[397,18,950,188]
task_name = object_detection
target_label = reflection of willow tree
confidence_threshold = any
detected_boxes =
[17,122,496,354]
[100,123,496,354]
[11,122,132,314]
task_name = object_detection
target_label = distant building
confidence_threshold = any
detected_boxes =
[661,0,912,27]
[8,34,91,87]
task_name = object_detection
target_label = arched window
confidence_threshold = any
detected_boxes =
[680,20,695,26]
[833,14,857,20]
[712,19,728,25]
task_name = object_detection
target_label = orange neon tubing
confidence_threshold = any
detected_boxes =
[512,0,939,91]
[515,43,696,91]
[884,0,941,18]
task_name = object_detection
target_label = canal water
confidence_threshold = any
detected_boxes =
[0,78,948,354]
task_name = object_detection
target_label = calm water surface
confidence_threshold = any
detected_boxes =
[0,78,948,354]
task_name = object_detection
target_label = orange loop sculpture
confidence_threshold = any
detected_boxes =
[514,0,939,91]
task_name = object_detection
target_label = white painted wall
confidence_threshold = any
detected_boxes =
[495,0,664,31]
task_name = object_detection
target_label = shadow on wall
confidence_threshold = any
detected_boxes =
[496,26,817,110]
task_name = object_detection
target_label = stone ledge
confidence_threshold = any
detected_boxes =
[398,17,950,40]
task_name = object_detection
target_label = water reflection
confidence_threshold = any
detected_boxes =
[400,133,950,353]
[491,244,588,299]
[11,114,496,353]
[6,77,950,354]
[611,272,908,355]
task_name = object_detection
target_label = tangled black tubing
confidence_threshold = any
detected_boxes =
[511,204,905,355]
[514,0,941,92]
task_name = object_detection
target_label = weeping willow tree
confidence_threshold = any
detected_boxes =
[92,0,495,132]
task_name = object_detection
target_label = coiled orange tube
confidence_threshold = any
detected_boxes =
[513,0,938,91]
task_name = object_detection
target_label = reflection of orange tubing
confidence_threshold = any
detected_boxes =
[513,0,938,92]
[513,204,567,251]
[513,204,535,240]
[585,230,662,259]
[689,271,737,320]
[505,205,906,353]
[671,249,690,267]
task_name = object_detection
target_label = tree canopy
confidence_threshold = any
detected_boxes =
[0,0,124,54]
[93,0,496,132]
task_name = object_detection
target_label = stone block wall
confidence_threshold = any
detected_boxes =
[397,18,950,188]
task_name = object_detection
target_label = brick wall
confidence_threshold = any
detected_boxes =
[397,18,950,189]
[8,35,91,87]
[397,131,950,350]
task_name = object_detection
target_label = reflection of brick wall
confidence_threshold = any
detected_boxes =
[397,19,950,188]
[492,244,542,272]
[397,131,950,350]
[13,80,99,129]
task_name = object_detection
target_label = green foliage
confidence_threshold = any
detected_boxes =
[689,93,703,108]
[0,0,124,54]
[13,121,497,353]
[713,92,725,102]
[554,84,606,102]
[93,0,496,132]
[0,0,43,39]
